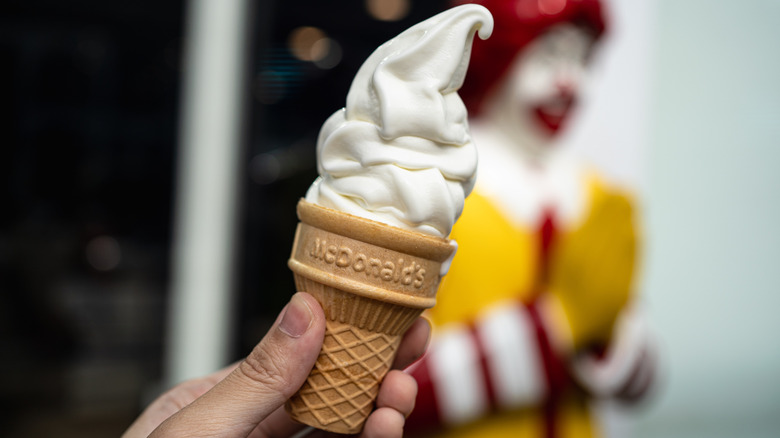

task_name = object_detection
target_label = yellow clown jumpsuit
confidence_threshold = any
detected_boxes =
[406,171,640,438]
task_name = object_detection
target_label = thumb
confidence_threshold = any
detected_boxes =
[151,292,325,437]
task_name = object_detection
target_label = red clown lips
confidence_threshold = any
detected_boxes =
[531,92,576,134]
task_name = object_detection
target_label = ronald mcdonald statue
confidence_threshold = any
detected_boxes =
[405,1,657,437]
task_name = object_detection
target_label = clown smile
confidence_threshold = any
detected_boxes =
[531,93,576,133]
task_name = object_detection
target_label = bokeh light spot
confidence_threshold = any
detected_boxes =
[539,0,566,16]
[254,70,287,104]
[288,26,328,62]
[313,38,342,69]
[249,153,281,184]
[86,236,121,272]
[366,0,410,22]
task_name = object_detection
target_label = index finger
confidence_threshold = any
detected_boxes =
[392,317,431,370]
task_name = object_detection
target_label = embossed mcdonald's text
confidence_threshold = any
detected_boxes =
[309,238,426,288]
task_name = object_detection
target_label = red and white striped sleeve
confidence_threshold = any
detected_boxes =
[405,300,568,433]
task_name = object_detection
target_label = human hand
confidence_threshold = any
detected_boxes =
[122,292,430,438]
[570,307,657,403]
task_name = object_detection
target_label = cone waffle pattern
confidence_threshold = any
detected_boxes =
[285,200,454,434]
[285,276,421,433]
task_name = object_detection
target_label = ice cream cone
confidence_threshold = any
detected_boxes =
[285,199,454,434]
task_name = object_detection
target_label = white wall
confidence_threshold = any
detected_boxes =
[561,0,654,190]
[638,1,780,437]
[561,1,780,437]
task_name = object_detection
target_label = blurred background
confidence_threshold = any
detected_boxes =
[1,0,778,437]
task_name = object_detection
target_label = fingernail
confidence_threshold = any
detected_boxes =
[279,293,313,338]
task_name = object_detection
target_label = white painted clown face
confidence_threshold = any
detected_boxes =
[484,24,595,155]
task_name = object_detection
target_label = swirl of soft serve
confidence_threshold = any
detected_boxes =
[305,5,493,238]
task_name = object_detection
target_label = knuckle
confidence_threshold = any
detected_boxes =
[239,342,291,393]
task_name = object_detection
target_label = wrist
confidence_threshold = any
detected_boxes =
[536,293,575,356]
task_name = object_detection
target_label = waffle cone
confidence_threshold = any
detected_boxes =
[285,200,454,434]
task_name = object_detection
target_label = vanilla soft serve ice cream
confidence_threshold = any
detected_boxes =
[287,7,494,432]
[305,4,493,238]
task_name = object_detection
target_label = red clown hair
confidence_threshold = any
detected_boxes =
[457,0,608,116]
